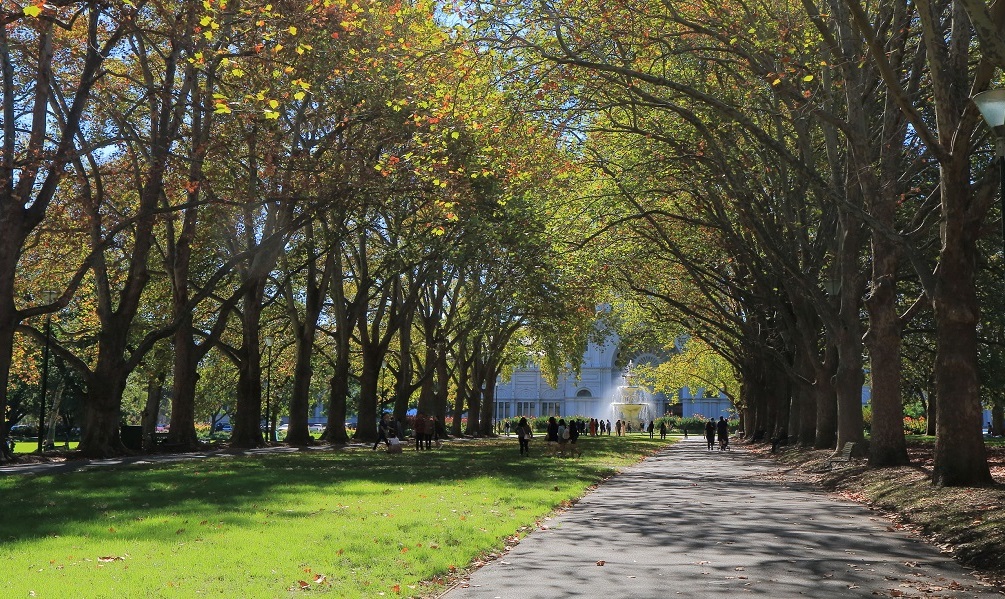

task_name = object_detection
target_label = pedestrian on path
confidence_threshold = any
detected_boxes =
[647,420,655,439]
[414,412,427,451]
[716,416,729,450]
[705,419,715,450]
[516,417,532,456]
[659,420,667,440]
[426,415,437,449]
[373,414,391,450]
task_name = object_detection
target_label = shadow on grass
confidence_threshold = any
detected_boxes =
[0,436,668,546]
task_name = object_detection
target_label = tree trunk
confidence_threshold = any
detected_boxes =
[141,372,165,451]
[434,345,449,438]
[167,317,200,448]
[931,164,993,486]
[45,378,66,449]
[814,349,838,449]
[231,281,266,448]
[992,404,1003,437]
[479,365,498,437]
[321,329,352,444]
[865,255,909,466]
[79,339,130,457]
[285,323,316,447]
[0,226,24,462]
[452,358,468,436]
[353,354,380,443]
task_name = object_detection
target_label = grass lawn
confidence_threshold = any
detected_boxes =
[12,441,79,454]
[0,435,671,598]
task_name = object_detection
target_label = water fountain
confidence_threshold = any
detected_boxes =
[609,360,657,428]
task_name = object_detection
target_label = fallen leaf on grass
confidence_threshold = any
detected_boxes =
[297,580,310,590]
[98,556,124,562]
[596,560,605,566]
[313,574,326,584]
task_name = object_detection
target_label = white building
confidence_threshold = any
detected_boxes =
[493,333,733,422]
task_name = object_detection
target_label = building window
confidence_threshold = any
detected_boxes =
[541,402,561,417]
[516,402,536,418]
[576,388,593,397]
[495,402,512,421]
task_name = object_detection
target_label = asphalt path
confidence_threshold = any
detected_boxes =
[442,436,1002,599]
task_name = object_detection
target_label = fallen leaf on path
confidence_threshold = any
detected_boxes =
[596,561,605,566]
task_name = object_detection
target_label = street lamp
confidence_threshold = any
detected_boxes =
[264,336,274,442]
[37,290,58,453]
[973,89,1005,254]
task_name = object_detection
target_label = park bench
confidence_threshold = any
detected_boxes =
[827,441,856,469]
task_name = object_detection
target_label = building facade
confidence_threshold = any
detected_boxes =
[494,333,733,423]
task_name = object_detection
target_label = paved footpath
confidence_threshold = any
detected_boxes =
[443,436,1003,599]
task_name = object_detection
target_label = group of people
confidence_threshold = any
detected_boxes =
[514,416,584,456]
[704,416,730,451]
[373,412,439,452]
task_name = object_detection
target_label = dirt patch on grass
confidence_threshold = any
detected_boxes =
[750,441,1005,587]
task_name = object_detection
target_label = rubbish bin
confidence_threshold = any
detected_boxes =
[120,425,143,451]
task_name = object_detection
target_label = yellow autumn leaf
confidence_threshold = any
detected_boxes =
[232,68,245,77]
[200,15,212,26]
[803,74,814,82]
[289,26,297,35]
[214,104,233,114]
[24,5,42,17]
[264,110,280,119]
[268,99,279,109]
[294,91,306,100]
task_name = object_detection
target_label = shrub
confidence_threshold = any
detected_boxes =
[904,416,927,435]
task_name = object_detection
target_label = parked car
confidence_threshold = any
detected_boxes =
[10,424,35,438]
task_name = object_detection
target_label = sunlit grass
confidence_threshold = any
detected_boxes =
[0,435,671,598]
[12,441,79,454]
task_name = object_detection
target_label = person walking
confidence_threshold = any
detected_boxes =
[516,417,533,455]
[647,420,655,439]
[426,415,437,449]
[546,416,559,443]
[716,416,729,450]
[414,412,427,451]
[606,419,612,435]
[373,414,391,450]
[704,419,715,451]
[658,420,667,440]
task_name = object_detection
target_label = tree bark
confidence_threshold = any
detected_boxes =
[814,348,838,449]
[231,281,266,448]
[931,162,993,486]
[141,372,165,452]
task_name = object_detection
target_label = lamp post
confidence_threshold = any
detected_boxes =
[973,89,1005,254]
[264,336,274,442]
[37,290,58,453]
